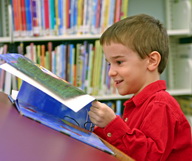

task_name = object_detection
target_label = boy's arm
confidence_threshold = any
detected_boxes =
[93,102,192,161]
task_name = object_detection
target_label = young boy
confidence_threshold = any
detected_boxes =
[88,14,192,161]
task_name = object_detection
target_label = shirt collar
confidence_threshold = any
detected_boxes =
[124,80,167,107]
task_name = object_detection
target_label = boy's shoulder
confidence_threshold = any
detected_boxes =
[151,90,187,123]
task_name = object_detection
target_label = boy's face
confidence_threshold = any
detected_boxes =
[103,42,150,95]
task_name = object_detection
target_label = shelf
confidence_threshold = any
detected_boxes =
[168,89,192,96]
[167,29,191,36]
[94,94,133,101]
[0,37,12,43]
[11,34,101,42]
[94,89,192,100]
[0,30,191,43]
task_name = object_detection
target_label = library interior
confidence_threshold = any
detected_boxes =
[0,0,192,161]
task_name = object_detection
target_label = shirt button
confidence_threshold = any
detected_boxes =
[124,118,128,122]
[107,133,112,137]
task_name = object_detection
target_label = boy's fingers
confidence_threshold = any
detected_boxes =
[91,100,102,108]
[92,100,98,106]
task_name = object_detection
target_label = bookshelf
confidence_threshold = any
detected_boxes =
[8,34,101,42]
[0,0,192,117]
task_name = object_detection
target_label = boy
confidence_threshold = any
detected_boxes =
[88,14,192,161]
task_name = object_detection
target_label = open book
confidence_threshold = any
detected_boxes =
[0,53,114,155]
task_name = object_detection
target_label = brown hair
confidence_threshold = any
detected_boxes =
[100,14,169,74]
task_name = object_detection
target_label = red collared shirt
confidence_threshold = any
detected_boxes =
[94,80,192,161]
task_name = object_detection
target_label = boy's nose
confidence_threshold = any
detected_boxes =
[108,66,117,77]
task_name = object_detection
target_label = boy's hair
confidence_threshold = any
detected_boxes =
[100,14,169,74]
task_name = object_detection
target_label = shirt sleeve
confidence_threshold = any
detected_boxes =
[94,102,192,161]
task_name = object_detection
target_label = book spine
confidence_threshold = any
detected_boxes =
[90,0,98,34]
[0,69,5,92]
[86,43,94,94]
[47,42,53,71]
[114,0,122,23]
[0,0,10,37]
[49,0,55,35]
[58,0,64,35]
[60,44,66,79]
[77,0,83,34]
[25,0,33,36]
[69,44,75,84]
[115,100,122,115]
[12,0,22,37]
[54,0,59,35]
[44,0,50,35]
[20,0,27,37]
[41,44,45,67]
[120,0,129,19]
[95,0,102,34]
[31,0,40,36]
[108,0,115,26]
[65,0,69,31]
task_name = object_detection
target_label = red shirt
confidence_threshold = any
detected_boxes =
[94,80,192,161]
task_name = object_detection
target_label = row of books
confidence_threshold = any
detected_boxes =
[11,0,129,37]
[0,41,117,96]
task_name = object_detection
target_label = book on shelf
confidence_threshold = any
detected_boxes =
[0,0,10,37]
[12,0,22,37]
[49,0,56,35]
[21,0,27,37]
[25,0,33,36]
[0,53,114,155]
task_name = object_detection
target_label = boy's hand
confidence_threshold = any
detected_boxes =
[88,101,116,128]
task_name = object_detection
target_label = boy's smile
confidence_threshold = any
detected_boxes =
[103,42,150,96]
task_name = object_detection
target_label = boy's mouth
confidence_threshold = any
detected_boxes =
[114,80,123,85]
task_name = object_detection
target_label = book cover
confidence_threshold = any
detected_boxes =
[0,54,95,112]
[0,53,114,155]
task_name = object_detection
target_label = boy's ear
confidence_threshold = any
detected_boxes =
[147,51,161,71]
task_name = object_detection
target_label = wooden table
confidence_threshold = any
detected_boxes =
[0,92,134,161]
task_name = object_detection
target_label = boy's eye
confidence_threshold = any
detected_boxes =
[117,61,122,65]
[107,62,111,66]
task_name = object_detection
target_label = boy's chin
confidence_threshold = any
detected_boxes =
[117,90,128,96]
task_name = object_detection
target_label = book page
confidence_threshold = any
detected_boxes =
[0,54,95,112]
